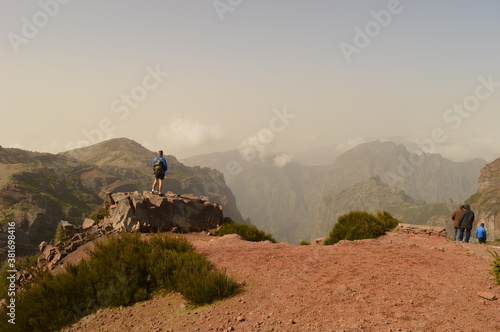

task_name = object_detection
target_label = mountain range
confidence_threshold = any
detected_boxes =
[0,138,242,259]
[183,140,488,243]
[1,138,497,257]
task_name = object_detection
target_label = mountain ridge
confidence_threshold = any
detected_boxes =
[183,140,487,243]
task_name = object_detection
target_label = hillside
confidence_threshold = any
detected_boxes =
[62,231,500,332]
[0,148,102,257]
[184,140,486,243]
[468,157,500,240]
[0,139,243,259]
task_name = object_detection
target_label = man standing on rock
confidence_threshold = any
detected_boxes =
[458,204,475,243]
[451,205,465,241]
[151,150,168,196]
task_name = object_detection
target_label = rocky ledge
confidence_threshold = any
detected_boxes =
[397,223,447,237]
[19,191,230,285]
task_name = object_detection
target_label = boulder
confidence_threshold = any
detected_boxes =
[105,191,227,233]
[82,218,95,230]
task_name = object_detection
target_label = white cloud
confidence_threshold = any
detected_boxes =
[159,119,225,152]
[273,153,293,167]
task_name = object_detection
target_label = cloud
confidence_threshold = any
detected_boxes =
[273,153,293,167]
[159,119,225,151]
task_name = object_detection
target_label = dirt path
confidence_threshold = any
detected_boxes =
[63,232,500,332]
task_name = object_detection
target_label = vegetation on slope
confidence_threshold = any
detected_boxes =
[217,222,277,243]
[489,250,500,284]
[0,232,239,332]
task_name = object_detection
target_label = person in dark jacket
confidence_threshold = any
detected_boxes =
[451,205,465,241]
[475,223,487,244]
[458,204,475,243]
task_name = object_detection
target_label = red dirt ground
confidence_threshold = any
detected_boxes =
[62,231,500,332]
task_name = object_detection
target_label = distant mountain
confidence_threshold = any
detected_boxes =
[183,140,486,243]
[0,138,243,259]
[467,157,500,240]
[59,138,242,221]
[182,150,242,176]
[285,144,341,166]
[323,140,486,202]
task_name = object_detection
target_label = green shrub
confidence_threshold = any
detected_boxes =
[0,232,239,332]
[89,204,110,222]
[375,210,400,232]
[54,222,71,242]
[0,254,40,299]
[489,250,500,284]
[299,241,310,246]
[324,210,400,245]
[217,222,276,243]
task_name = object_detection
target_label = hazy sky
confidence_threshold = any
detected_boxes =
[1,0,500,162]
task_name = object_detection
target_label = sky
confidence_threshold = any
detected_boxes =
[1,0,500,163]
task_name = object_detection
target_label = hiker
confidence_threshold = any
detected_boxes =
[475,223,487,244]
[451,205,465,241]
[151,150,168,196]
[458,204,475,243]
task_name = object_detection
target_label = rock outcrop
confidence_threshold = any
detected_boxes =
[104,191,225,233]
[15,191,228,287]
[396,223,447,237]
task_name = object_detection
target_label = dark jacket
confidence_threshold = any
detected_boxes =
[459,204,474,230]
[451,208,464,228]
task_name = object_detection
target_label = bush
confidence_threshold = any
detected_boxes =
[0,232,239,332]
[54,222,71,242]
[0,254,40,299]
[489,250,500,285]
[217,222,276,243]
[375,210,400,232]
[324,210,400,245]
[299,241,310,246]
[89,204,110,222]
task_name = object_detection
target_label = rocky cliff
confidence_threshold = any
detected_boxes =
[469,157,500,240]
